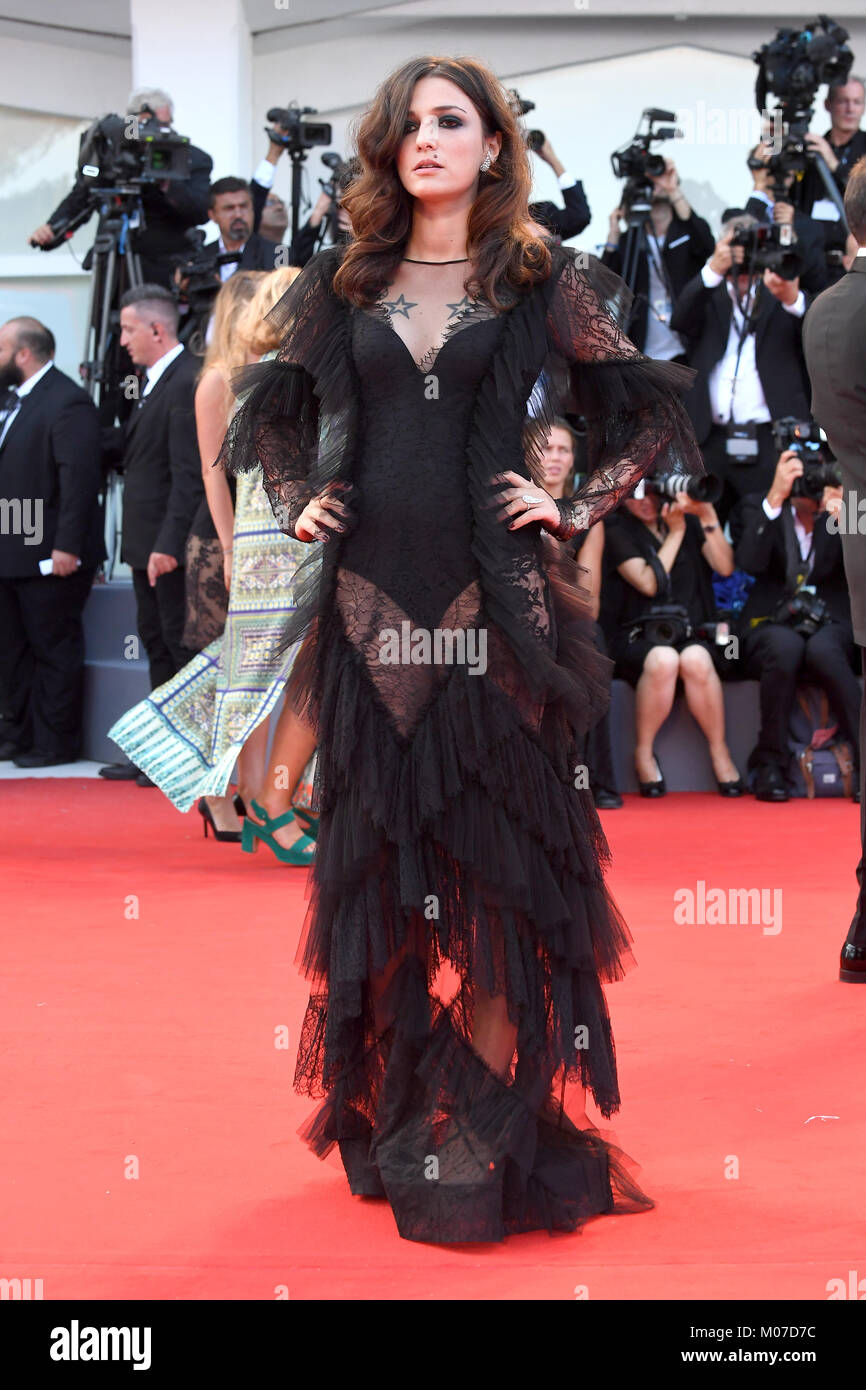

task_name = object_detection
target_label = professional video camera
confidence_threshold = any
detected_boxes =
[729,220,801,279]
[752,15,853,216]
[771,417,841,497]
[611,109,682,214]
[507,91,546,152]
[265,102,332,153]
[78,110,192,187]
[608,109,682,301]
[263,101,333,244]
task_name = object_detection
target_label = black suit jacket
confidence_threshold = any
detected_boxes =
[731,492,851,631]
[0,366,104,578]
[798,128,866,253]
[120,348,204,570]
[803,257,866,643]
[202,230,282,275]
[669,271,811,443]
[743,195,828,294]
[529,181,592,241]
[601,211,715,351]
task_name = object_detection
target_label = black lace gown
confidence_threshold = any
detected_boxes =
[221,243,702,1244]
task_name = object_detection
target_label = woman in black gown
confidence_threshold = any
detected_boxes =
[221,55,703,1244]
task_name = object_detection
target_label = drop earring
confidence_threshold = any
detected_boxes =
[479,151,492,173]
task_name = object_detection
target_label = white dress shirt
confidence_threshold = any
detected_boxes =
[142,341,184,398]
[643,232,687,361]
[761,496,815,570]
[700,262,805,424]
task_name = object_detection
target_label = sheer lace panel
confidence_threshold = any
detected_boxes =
[336,569,483,737]
[335,568,545,739]
[363,259,500,372]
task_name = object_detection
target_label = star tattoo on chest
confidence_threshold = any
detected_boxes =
[380,294,417,319]
[446,295,475,321]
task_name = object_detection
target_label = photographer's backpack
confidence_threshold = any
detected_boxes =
[788,686,855,798]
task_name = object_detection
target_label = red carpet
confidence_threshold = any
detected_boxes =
[1,780,863,1300]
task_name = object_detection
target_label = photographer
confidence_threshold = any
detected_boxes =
[745,141,828,294]
[602,157,714,358]
[731,451,858,803]
[201,178,283,280]
[527,136,591,242]
[799,76,866,282]
[601,485,742,798]
[669,212,812,524]
[505,91,590,242]
[29,89,212,289]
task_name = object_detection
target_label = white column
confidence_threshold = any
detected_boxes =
[129,0,251,182]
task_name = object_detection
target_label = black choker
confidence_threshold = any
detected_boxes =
[402,257,469,264]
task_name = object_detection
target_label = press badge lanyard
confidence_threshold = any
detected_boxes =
[725,279,760,423]
[644,229,677,324]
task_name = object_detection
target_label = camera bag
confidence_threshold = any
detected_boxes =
[788,686,854,798]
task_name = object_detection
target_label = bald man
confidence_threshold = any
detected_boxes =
[0,316,104,765]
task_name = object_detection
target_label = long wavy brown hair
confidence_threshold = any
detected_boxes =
[333,55,551,310]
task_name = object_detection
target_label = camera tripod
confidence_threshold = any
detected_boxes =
[617,179,678,337]
[79,188,147,578]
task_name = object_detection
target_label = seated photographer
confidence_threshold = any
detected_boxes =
[669,212,812,525]
[29,88,212,289]
[799,77,866,285]
[539,417,622,809]
[202,178,283,280]
[731,449,859,803]
[602,157,715,359]
[601,482,742,797]
[745,141,828,295]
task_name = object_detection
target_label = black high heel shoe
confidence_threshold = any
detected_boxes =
[197,796,242,843]
[716,776,744,797]
[232,793,247,817]
[638,756,666,798]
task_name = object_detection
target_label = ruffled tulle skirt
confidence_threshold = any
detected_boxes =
[287,576,653,1244]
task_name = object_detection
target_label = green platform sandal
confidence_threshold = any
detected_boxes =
[241,799,316,866]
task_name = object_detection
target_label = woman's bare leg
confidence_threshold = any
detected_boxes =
[678,644,739,782]
[235,719,270,810]
[248,698,317,850]
[472,985,518,1077]
[634,645,679,782]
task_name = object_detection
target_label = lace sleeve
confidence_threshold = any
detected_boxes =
[216,246,347,539]
[542,248,703,540]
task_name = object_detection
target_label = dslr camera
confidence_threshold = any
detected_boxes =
[771,417,841,498]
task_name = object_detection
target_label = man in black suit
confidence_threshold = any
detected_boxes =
[99,284,203,782]
[731,454,858,804]
[30,88,212,289]
[0,317,104,766]
[670,212,812,524]
[799,77,866,286]
[802,155,866,981]
[202,178,283,281]
[744,141,828,295]
[602,157,715,357]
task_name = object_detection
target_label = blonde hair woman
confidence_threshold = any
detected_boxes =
[109,265,316,862]
[183,272,265,655]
